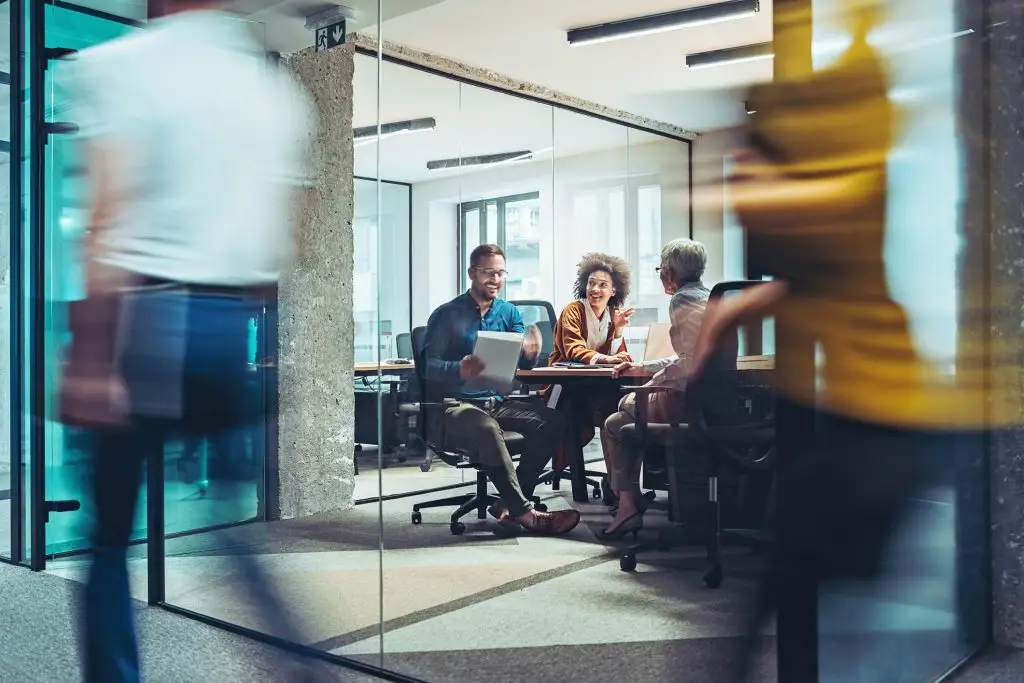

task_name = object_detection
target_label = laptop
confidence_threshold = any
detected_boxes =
[561,322,675,367]
[643,322,674,362]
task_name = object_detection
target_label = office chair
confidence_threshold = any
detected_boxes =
[510,299,606,500]
[617,281,776,588]
[404,325,547,534]
[508,299,556,368]
[395,332,413,360]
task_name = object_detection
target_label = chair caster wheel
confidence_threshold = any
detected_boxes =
[704,565,723,588]
[411,511,422,525]
[197,480,208,496]
[620,554,637,572]
[450,521,466,536]
[534,503,548,512]
[420,462,431,472]
[592,486,601,500]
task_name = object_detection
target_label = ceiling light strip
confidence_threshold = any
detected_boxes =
[567,0,760,47]
[685,42,774,69]
[426,150,534,171]
[353,116,437,141]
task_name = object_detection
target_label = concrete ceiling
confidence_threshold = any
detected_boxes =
[54,0,767,131]
[360,0,773,132]
[240,0,769,132]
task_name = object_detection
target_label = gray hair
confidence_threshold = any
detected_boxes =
[660,238,707,285]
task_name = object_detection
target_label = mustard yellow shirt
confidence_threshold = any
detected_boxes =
[738,29,1010,430]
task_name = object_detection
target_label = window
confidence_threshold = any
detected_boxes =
[458,191,541,300]
[636,184,663,310]
[353,178,412,362]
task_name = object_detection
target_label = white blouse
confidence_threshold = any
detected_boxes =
[583,303,623,364]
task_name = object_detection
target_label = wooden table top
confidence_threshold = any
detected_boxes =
[517,355,775,379]
[353,361,416,374]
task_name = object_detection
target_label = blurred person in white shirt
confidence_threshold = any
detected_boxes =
[59,2,316,681]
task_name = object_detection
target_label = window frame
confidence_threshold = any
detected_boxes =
[457,190,540,296]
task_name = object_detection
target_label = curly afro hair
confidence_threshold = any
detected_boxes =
[572,252,631,309]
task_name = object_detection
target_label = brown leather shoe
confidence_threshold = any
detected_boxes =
[518,509,582,536]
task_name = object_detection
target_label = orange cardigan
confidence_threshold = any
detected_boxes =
[547,300,627,366]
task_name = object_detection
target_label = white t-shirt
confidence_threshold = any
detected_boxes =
[65,10,315,286]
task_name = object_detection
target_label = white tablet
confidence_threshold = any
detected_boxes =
[465,330,525,394]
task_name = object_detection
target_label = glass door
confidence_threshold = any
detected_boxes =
[39,5,138,560]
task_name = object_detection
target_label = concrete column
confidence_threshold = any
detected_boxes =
[967,0,1024,647]
[275,43,356,519]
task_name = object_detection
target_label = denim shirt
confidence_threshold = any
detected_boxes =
[422,292,532,400]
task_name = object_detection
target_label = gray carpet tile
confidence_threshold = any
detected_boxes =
[0,562,387,683]
[346,637,777,683]
[130,501,520,562]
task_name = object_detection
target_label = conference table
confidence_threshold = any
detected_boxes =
[347,355,776,503]
[516,355,776,502]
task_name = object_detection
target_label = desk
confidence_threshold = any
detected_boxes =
[517,355,776,502]
[354,361,416,376]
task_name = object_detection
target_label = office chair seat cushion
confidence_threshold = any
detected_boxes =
[432,431,528,470]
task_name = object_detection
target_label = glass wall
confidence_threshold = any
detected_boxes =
[2,1,991,682]
[807,0,988,681]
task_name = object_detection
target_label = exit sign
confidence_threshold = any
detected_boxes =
[315,19,346,52]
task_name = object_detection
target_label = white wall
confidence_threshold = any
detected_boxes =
[410,137,691,325]
[690,128,738,286]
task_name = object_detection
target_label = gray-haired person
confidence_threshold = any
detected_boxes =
[598,239,711,540]
[60,1,316,681]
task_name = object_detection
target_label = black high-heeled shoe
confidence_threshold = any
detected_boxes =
[596,511,644,541]
[609,490,655,516]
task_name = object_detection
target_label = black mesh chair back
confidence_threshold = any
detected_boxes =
[689,281,765,427]
[410,325,428,403]
[509,299,557,368]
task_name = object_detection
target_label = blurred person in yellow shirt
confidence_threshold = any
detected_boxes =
[689,0,1007,679]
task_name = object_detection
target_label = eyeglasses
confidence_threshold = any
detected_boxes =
[473,268,508,279]
[654,266,663,273]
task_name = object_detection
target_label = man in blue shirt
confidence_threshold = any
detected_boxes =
[423,244,580,535]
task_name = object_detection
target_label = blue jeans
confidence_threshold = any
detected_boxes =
[83,287,297,683]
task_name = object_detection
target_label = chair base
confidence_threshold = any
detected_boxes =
[410,475,546,535]
[539,467,603,500]
[618,524,768,588]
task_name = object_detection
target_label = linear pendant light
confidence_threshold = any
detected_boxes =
[685,42,773,69]
[567,0,760,47]
[353,117,436,146]
[426,150,534,172]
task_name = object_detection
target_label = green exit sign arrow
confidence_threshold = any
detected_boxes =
[315,19,346,52]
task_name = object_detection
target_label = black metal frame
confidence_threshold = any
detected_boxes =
[2,0,25,570]
[28,0,46,573]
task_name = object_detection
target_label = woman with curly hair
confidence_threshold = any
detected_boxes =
[546,253,636,461]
